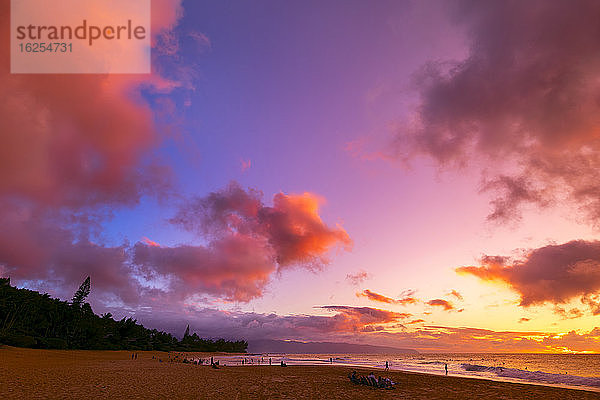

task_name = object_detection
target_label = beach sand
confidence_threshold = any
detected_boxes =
[1,346,598,399]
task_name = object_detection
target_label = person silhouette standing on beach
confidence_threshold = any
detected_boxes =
[385,361,389,371]
[445,363,448,375]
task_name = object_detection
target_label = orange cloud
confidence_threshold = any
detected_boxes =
[358,289,418,306]
[142,237,161,247]
[553,306,584,320]
[397,296,419,306]
[448,289,463,300]
[265,193,352,267]
[358,289,397,304]
[427,299,454,311]
[457,240,600,315]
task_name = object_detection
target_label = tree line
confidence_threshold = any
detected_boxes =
[0,277,247,353]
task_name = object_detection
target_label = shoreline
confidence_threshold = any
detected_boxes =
[378,366,600,394]
[1,347,598,399]
[189,352,600,393]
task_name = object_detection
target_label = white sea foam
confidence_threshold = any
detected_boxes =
[461,363,600,388]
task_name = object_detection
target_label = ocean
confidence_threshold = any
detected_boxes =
[204,353,600,392]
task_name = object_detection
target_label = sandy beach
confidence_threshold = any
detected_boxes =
[0,347,598,399]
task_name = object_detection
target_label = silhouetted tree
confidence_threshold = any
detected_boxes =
[71,276,90,307]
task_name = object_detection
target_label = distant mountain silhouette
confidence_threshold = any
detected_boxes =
[248,339,418,354]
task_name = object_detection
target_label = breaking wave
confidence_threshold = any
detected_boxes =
[461,363,600,388]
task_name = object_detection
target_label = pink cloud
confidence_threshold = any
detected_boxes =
[133,235,274,302]
[129,305,409,344]
[127,306,600,353]
[313,306,411,332]
[0,2,354,340]
[346,271,369,286]
[132,182,351,302]
[0,0,350,307]
[0,207,139,305]
[2,182,351,306]
[0,0,185,306]
[0,1,184,209]
[171,182,352,271]
[240,158,251,172]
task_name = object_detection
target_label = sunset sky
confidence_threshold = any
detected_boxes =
[4,0,600,353]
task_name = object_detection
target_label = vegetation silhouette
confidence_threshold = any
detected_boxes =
[0,277,247,352]
[71,276,90,307]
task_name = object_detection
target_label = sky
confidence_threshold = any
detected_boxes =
[3,0,600,353]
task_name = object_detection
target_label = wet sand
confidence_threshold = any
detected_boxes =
[1,346,598,399]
